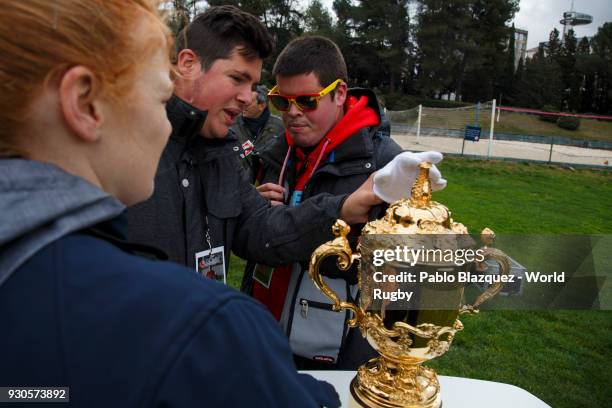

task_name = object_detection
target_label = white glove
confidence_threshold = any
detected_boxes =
[373,151,447,203]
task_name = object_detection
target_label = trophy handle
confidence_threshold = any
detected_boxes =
[308,220,363,327]
[460,228,511,314]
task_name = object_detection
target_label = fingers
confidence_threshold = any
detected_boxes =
[414,150,443,164]
[395,151,443,173]
[433,178,447,191]
[257,183,285,202]
[257,183,285,194]
[428,164,447,191]
[341,174,382,224]
[396,152,421,172]
[373,151,447,203]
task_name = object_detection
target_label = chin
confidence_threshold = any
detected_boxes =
[296,135,319,148]
[213,125,230,138]
[202,122,229,139]
[122,184,154,207]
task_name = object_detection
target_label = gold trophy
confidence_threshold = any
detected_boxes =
[309,162,511,408]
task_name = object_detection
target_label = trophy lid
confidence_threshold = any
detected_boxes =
[363,162,468,236]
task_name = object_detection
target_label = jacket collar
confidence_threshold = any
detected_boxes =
[166,95,238,159]
[85,214,168,261]
[0,159,125,287]
[166,95,207,144]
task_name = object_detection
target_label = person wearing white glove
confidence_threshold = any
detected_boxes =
[373,151,447,203]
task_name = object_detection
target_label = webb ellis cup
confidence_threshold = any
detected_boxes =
[309,162,511,407]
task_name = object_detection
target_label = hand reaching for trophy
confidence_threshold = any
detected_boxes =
[373,151,447,203]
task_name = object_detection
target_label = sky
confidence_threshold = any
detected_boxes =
[513,0,612,48]
[313,0,612,49]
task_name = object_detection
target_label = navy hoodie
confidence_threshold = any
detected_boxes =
[0,159,340,407]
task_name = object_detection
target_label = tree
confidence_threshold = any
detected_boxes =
[207,0,268,16]
[462,0,519,102]
[350,0,410,93]
[510,52,562,109]
[591,22,612,114]
[414,0,518,101]
[547,28,562,59]
[164,0,206,35]
[304,0,334,37]
[575,36,595,113]
[415,0,473,99]
[559,29,579,111]
[331,0,359,84]
[499,23,516,103]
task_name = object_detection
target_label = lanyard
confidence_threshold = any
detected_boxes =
[277,138,331,190]
[203,215,212,253]
[278,137,331,207]
[197,164,213,252]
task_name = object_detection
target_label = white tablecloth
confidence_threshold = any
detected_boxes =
[302,370,551,408]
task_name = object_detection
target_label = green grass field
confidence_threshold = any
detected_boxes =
[495,111,612,142]
[228,158,612,408]
[428,159,612,408]
[406,107,612,142]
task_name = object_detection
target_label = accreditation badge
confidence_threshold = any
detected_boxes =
[252,263,274,288]
[241,140,255,157]
[195,246,226,284]
[290,190,303,207]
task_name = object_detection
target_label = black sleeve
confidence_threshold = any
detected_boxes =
[153,297,340,408]
[232,178,347,266]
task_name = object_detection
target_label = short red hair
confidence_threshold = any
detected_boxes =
[0,0,173,155]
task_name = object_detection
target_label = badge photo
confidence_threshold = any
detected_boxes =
[195,246,226,284]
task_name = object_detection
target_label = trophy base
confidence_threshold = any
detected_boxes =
[347,359,442,408]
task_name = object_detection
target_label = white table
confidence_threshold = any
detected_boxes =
[303,370,551,408]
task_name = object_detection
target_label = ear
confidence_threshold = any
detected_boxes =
[58,66,103,143]
[333,82,348,107]
[176,49,203,78]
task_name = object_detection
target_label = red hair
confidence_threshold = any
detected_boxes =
[0,0,173,155]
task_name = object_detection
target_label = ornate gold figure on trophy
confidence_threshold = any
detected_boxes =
[309,162,511,407]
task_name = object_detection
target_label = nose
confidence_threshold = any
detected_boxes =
[237,85,252,107]
[287,101,302,117]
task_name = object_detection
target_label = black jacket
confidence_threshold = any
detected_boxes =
[126,96,346,270]
[230,108,285,183]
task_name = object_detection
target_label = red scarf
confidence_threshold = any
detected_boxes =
[253,94,379,320]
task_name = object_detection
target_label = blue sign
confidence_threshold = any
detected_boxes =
[464,125,481,141]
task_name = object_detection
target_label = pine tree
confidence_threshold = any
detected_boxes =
[351,0,410,93]
[576,37,596,113]
[463,0,519,102]
[592,22,612,114]
[547,28,562,59]
[500,24,517,103]
[415,0,473,99]
[511,52,562,110]
[560,29,579,111]
[304,0,334,37]
[415,0,518,101]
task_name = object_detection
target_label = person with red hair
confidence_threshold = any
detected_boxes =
[0,1,339,406]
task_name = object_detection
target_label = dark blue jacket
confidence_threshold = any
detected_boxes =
[0,160,339,408]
